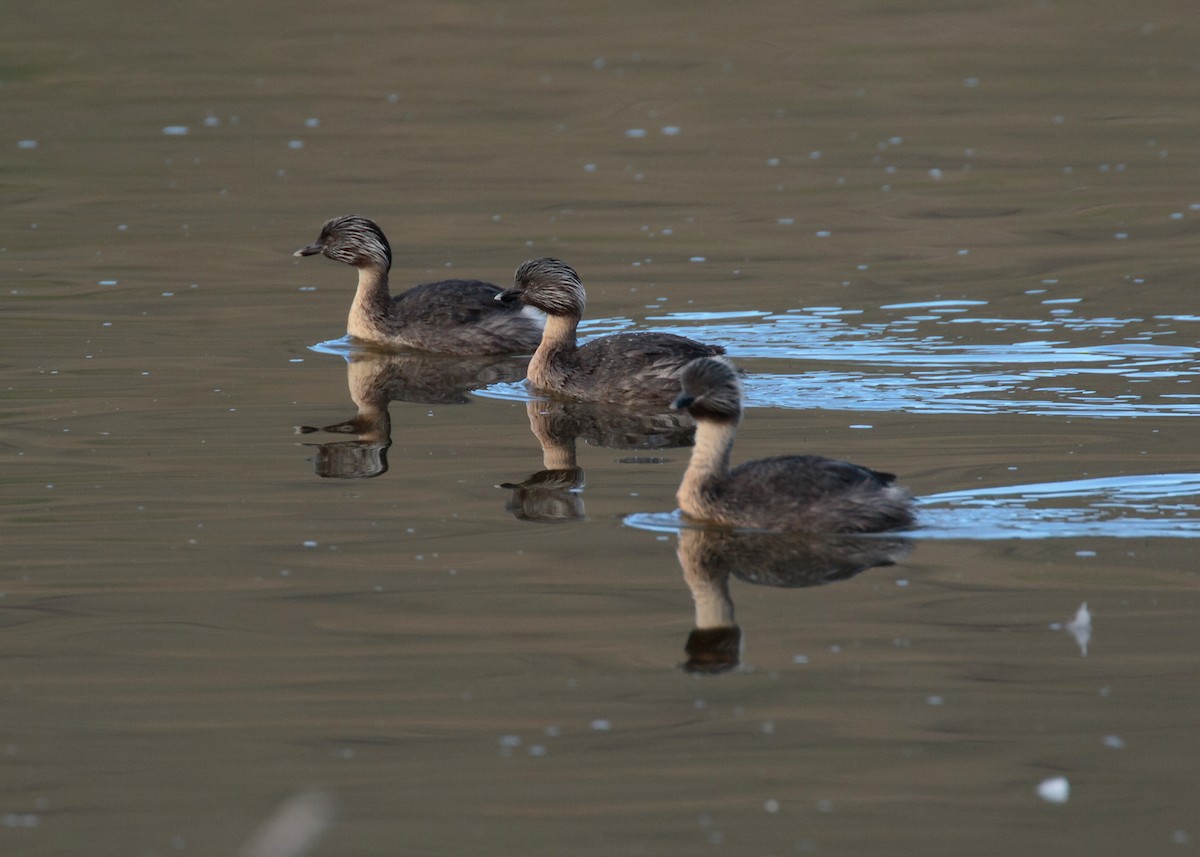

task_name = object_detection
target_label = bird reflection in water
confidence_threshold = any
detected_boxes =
[677,526,913,674]
[297,349,529,478]
[502,400,695,523]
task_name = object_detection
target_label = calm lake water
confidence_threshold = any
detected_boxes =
[3,1,1198,855]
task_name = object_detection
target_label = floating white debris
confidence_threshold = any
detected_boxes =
[1036,776,1070,804]
[661,125,680,135]
[583,163,597,172]
[304,117,320,128]
[1102,735,1126,750]
[590,719,611,731]
[1066,602,1092,656]
[162,125,189,136]
[624,128,647,138]
[764,799,780,814]
[17,140,38,149]
[236,790,337,857]
[288,140,304,149]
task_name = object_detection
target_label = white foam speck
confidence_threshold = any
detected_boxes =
[1036,776,1069,803]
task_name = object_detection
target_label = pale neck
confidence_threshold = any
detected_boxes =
[537,313,579,348]
[677,419,736,515]
[347,266,391,339]
[686,420,736,481]
[354,265,390,301]
[529,313,579,382]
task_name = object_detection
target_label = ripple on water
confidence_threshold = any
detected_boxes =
[625,473,1200,540]
[636,305,1200,418]
[309,303,1199,417]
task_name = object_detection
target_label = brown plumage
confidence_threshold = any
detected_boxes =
[295,215,544,355]
[496,258,724,405]
[671,357,916,533]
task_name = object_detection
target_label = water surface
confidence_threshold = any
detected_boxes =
[3,1,1199,855]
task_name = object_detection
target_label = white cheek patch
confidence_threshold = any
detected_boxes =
[521,305,548,324]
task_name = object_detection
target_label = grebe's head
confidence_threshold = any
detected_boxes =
[295,215,392,272]
[672,357,742,424]
[496,257,586,318]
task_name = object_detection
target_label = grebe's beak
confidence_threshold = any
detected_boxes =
[671,394,695,412]
[294,242,324,257]
[495,288,521,303]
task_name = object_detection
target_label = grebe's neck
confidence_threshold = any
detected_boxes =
[528,313,580,388]
[677,418,737,515]
[347,265,391,340]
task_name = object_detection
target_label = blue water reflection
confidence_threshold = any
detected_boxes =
[625,472,1200,540]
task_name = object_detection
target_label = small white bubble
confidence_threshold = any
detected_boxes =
[689,256,706,262]
[927,695,944,706]
[624,128,647,138]
[304,117,320,128]
[590,719,612,731]
[963,77,981,88]
[767,157,780,166]
[1036,776,1070,804]
[583,163,597,172]
[302,540,318,548]
[288,140,304,149]
[764,799,780,814]
[815,229,831,237]
[661,125,680,135]
[162,125,189,136]
[17,140,38,149]
[1102,735,1126,749]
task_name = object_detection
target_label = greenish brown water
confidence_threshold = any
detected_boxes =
[3,1,1199,854]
